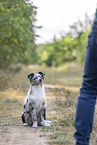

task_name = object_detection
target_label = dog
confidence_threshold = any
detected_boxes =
[22,72,51,127]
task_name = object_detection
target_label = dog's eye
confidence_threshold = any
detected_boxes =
[39,76,42,79]
[32,77,36,80]
[39,79,42,82]
[33,77,37,80]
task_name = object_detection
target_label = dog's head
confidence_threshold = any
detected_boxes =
[27,72,45,86]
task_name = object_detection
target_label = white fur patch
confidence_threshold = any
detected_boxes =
[27,84,46,112]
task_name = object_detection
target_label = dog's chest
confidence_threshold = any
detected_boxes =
[28,85,46,109]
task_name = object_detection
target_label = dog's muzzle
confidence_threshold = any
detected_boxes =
[31,79,42,86]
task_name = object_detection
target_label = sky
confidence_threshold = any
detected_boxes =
[32,0,97,44]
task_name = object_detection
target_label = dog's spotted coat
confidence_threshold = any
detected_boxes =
[22,72,51,127]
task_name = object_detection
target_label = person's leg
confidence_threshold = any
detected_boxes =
[74,96,96,145]
[74,21,97,145]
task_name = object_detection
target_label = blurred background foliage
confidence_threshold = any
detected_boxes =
[37,14,92,67]
[0,0,37,68]
[0,0,93,69]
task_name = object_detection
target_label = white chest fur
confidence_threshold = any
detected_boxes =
[27,84,46,111]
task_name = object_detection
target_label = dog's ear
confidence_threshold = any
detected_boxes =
[28,73,34,79]
[38,72,45,79]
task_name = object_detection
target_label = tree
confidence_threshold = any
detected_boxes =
[0,0,37,68]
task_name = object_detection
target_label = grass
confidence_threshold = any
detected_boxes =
[0,63,97,145]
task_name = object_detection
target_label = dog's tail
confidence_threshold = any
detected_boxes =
[43,108,46,120]
[21,113,25,123]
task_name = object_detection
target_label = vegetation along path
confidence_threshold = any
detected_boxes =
[0,64,97,145]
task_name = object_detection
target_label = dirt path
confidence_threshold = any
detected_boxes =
[0,125,48,145]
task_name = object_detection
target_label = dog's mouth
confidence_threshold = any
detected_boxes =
[31,80,42,86]
[32,82,42,86]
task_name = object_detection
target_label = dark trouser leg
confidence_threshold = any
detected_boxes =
[74,95,96,145]
[74,22,97,145]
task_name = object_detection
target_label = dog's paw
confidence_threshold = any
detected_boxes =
[23,123,28,126]
[32,121,37,128]
[43,121,51,127]
[44,123,50,127]
[46,121,51,124]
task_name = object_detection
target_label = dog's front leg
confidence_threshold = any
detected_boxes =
[30,108,37,128]
[41,113,50,127]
